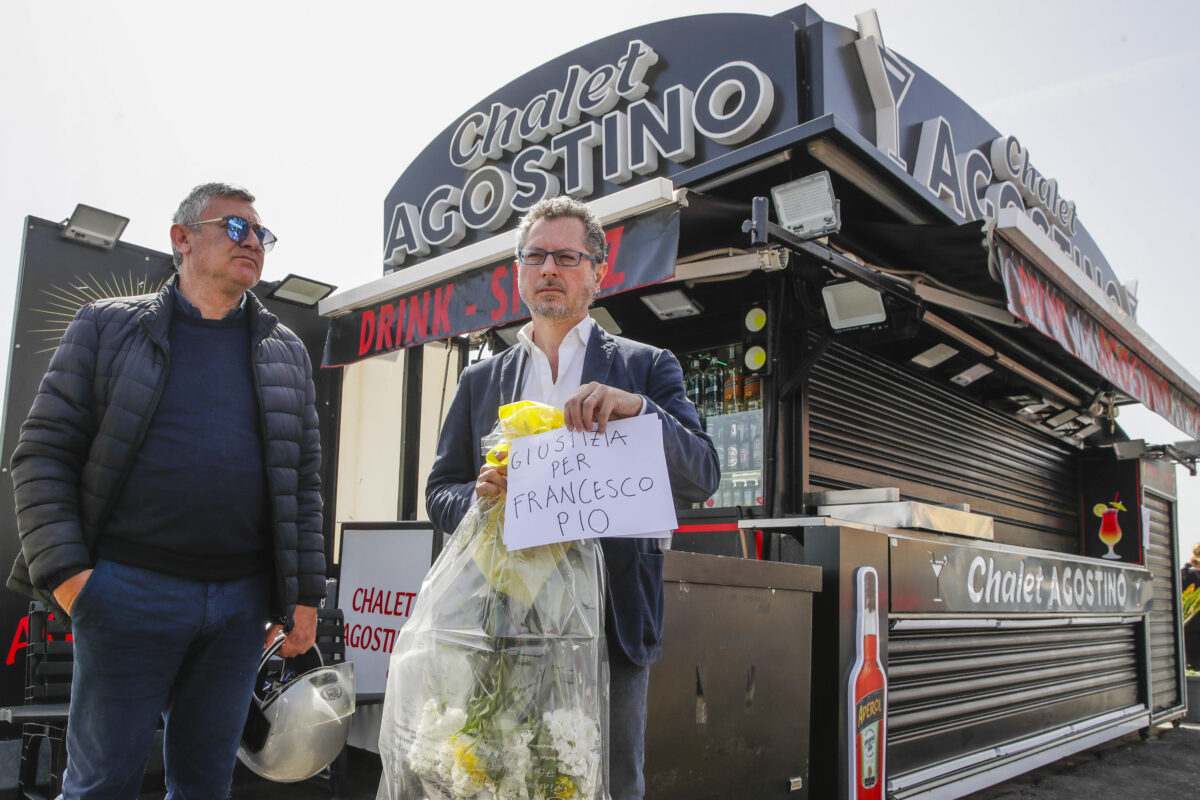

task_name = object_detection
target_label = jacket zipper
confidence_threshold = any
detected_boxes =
[250,322,289,625]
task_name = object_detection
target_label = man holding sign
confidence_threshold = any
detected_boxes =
[426,195,720,800]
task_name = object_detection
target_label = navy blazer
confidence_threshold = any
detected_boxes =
[426,327,720,666]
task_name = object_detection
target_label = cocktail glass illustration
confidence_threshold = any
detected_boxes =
[928,551,948,602]
[1093,496,1126,560]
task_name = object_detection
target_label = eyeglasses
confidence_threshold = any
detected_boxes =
[192,216,277,252]
[516,248,599,268]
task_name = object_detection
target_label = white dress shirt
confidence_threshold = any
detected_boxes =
[516,316,595,409]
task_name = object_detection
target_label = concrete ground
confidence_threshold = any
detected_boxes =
[2,722,1198,799]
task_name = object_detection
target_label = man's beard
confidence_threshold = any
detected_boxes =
[525,278,592,320]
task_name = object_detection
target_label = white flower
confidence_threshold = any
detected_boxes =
[497,728,534,800]
[407,699,467,783]
[543,707,600,794]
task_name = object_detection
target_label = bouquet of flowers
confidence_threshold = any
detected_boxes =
[377,402,610,800]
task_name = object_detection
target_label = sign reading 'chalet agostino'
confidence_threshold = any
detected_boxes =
[379,13,801,271]
[890,538,1152,615]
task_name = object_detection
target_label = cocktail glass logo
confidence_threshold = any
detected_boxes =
[927,550,948,602]
[1093,494,1126,560]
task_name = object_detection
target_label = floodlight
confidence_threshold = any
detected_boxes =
[263,274,337,308]
[770,171,840,239]
[640,289,703,321]
[821,281,886,331]
[62,204,129,249]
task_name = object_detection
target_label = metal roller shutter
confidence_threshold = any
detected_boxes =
[1144,490,1183,718]
[808,342,1079,551]
[887,617,1141,792]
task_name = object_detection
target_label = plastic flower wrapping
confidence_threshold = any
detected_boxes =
[377,401,610,800]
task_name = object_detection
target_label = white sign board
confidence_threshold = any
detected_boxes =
[503,414,678,550]
[338,524,435,696]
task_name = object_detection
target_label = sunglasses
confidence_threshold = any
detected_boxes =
[192,216,277,252]
[516,248,599,268]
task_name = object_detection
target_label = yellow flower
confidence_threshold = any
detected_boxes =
[449,734,488,789]
[471,401,573,606]
[549,775,577,798]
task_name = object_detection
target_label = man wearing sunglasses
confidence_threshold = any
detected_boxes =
[8,182,325,799]
[425,195,720,800]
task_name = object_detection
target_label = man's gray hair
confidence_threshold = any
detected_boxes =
[514,196,607,265]
[170,182,256,266]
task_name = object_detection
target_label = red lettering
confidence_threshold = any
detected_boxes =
[490,266,508,322]
[369,590,385,615]
[600,226,625,289]
[358,310,377,356]
[407,292,431,342]
[433,284,453,336]
[5,615,28,666]
[405,592,415,616]
[352,587,365,612]
[395,295,406,344]
[377,304,395,350]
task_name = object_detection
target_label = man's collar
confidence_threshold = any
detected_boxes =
[516,315,595,356]
[173,287,247,320]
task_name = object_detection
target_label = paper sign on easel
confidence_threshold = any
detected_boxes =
[503,414,677,550]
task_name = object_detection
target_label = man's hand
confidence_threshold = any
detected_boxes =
[264,605,319,657]
[476,462,508,499]
[564,382,642,433]
[53,569,92,616]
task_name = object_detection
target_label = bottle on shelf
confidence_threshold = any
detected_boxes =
[734,419,744,470]
[750,419,763,470]
[743,368,762,410]
[703,354,724,420]
[685,357,704,422]
[725,420,740,472]
[722,345,744,414]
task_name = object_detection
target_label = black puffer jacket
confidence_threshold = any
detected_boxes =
[8,277,325,621]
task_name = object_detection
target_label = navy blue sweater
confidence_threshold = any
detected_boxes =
[99,295,270,580]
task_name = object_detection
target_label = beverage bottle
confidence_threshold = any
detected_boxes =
[726,420,740,471]
[739,417,751,467]
[703,355,724,419]
[743,369,762,410]
[849,568,885,800]
[685,358,703,421]
[722,346,744,414]
[751,419,763,470]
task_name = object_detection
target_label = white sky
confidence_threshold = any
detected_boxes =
[3,1,1199,558]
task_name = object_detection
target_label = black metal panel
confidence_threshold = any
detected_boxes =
[1144,490,1183,718]
[807,340,1080,550]
[645,552,819,799]
[887,619,1139,778]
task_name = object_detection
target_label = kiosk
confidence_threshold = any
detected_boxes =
[320,5,1196,798]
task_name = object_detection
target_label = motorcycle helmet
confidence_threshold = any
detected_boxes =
[237,633,356,782]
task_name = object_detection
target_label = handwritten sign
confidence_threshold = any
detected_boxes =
[503,414,678,550]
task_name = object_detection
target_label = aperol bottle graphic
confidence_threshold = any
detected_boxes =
[1093,494,1127,560]
[848,567,885,799]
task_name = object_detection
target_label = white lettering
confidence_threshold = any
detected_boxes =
[967,556,986,602]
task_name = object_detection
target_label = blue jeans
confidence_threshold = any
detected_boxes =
[609,656,650,800]
[61,560,270,800]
